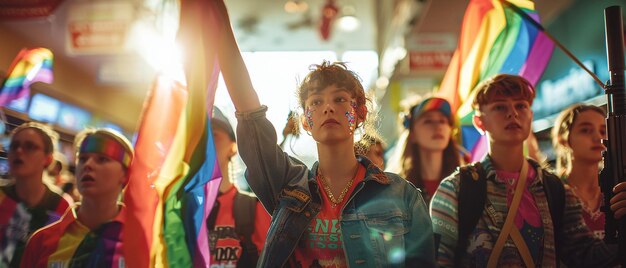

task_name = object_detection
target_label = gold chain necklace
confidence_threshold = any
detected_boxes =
[571,186,601,211]
[317,168,356,207]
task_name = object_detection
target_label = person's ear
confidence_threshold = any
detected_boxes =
[357,105,368,120]
[357,105,368,123]
[472,113,486,135]
[301,115,311,132]
[44,154,53,168]
[229,142,238,159]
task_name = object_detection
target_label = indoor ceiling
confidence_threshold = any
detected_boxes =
[0,0,380,86]
[0,0,572,86]
[228,0,378,52]
[0,0,574,132]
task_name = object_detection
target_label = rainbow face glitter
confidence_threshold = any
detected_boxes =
[305,107,314,128]
[345,101,358,133]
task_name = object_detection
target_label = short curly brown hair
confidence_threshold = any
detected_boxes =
[471,74,536,111]
[297,61,367,111]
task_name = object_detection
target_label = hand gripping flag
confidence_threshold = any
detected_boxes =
[122,0,223,266]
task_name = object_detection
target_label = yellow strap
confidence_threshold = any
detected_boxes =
[486,160,530,268]
[510,226,536,268]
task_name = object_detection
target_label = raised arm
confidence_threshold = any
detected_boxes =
[210,0,309,213]
[213,0,261,112]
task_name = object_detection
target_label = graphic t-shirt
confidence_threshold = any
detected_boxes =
[578,194,605,240]
[495,165,543,265]
[0,184,70,266]
[208,186,271,268]
[293,164,365,268]
[20,204,125,268]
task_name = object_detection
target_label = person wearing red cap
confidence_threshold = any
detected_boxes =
[0,122,70,267]
[21,128,133,267]
[389,97,464,204]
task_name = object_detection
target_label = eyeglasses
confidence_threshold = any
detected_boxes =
[8,141,43,153]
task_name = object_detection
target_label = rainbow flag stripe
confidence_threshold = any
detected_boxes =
[79,134,133,168]
[436,0,554,160]
[21,206,125,267]
[122,0,223,267]
[0,48,53,107]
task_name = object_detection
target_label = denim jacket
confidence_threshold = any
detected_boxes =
[236,106,436,268]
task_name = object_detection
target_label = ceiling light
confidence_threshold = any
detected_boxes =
[338,15,360,32]
[338,5,360,32]
[284,0,309,14]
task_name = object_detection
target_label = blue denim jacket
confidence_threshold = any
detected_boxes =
[236,106,435,267]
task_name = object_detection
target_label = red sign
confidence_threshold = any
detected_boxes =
[0,0,64,19]
[409,51,453,71]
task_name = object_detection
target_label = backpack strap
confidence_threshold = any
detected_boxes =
[456,161,487,266]
[541,170,565,259]
[455,162,566,266]
[233,192,259,268]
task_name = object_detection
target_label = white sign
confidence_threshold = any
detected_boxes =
[66,1,133,55]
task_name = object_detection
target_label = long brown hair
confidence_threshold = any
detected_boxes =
[400,105,461,192]
[400,137,460,190]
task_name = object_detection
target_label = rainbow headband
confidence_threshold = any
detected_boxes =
[79,134,133,168]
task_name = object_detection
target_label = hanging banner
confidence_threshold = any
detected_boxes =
[66,1,133,55]
[407,33,456,72]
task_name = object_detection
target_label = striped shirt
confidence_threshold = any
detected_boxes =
[430,156,617,267]
[20,204,125,268]
[0,184,69,267]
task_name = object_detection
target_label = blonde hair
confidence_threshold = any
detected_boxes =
[552,104,605,177]
[354,133,386,156]
[11,122,58,154]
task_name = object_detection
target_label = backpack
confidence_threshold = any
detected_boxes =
[207,191,259,267]
[455,161,565,266]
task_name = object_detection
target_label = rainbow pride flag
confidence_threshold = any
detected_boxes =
[122,0,222,267]
[436,0,554,161]
[0,47,53,107]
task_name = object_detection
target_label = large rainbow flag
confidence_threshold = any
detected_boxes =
[122,0,222,267]
[436,0,554,161]
[0,47,53,107]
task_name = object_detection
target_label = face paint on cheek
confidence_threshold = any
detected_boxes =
[345,101,358,133]
[306,107,314,128]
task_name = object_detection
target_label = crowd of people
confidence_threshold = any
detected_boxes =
[1,1,626,267]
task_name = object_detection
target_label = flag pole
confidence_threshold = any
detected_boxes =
[502,0,605,89]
